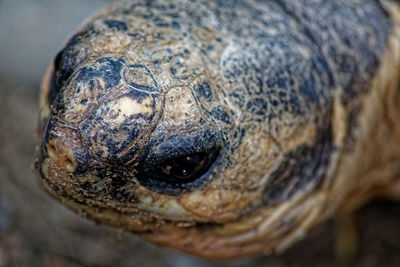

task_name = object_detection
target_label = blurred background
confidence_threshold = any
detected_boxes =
[0,0,399,266]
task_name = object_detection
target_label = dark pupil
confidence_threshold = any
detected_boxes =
[158,152,214,182]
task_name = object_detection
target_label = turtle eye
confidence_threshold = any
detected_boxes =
[147,149,219,184]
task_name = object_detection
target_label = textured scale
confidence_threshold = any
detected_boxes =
[35,0,400,259]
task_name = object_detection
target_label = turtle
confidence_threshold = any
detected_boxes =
[34,0,400,260]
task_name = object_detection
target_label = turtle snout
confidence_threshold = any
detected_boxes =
[35,120,106,204]
[40,121,89,176]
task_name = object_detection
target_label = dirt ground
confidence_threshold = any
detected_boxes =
[0,1,399,266]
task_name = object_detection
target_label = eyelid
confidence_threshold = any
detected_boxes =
[160,150,218,178]
[144,129,222,166]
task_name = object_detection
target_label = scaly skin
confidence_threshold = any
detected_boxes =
[35,0,400,259]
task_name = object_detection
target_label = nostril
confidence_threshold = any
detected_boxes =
[46,141,77,173]
[47,143,57,159]
[64,158,76,173]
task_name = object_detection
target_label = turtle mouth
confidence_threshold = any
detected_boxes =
[34,173,163,232]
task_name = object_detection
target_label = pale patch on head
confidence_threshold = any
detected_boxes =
[111,96,153,125]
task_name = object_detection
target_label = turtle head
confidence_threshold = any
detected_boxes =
[35,14,244,224]
[34,1,345,259]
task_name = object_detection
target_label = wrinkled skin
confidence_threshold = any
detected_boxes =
[35,0,400,259]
